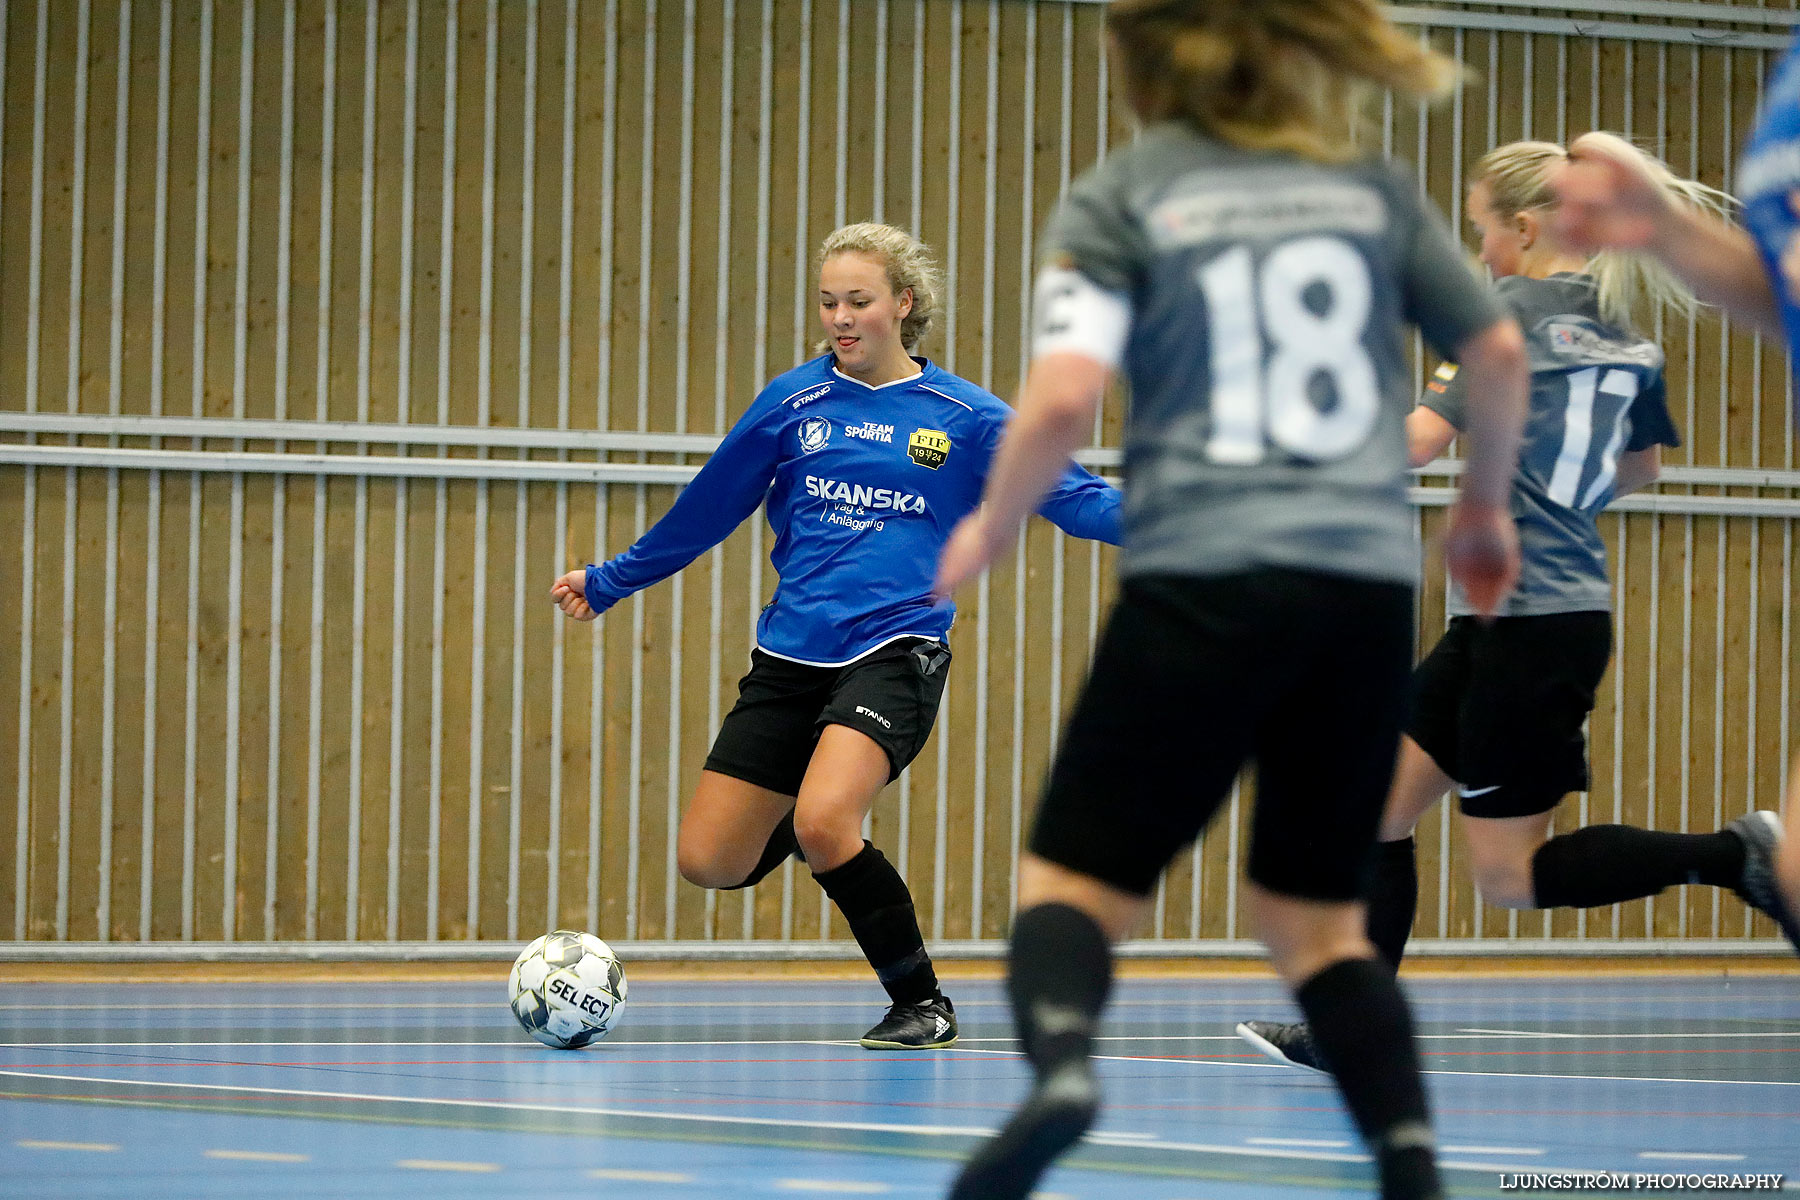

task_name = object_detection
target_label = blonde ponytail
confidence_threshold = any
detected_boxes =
[1478,134,1736,331]
[1106,0,1459,162]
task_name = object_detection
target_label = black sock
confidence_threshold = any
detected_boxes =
[1008,902,1113,1071]
[722,812,801,891]
[812,842,938,1006]
[1366,838,1418,974]
[1296,958,1440,1200]
[1531,825,1745,908]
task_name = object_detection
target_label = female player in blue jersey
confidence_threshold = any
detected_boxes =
[551,222,1122,1049]
[1555,127,1800,951]
[932,2,1531,1197]
[1236,135,1799,1075]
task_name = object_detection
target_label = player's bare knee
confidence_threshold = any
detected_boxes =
[676,833,749,890]
[792,805,864,869]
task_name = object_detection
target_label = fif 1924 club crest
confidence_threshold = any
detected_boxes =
[799,417,831,454]
[907,427,950,470]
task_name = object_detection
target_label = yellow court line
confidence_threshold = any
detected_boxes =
[204,1149,310,1163]
[587,1168,695,1183]
[396,1159,502,1173]
[15,1139,119,1152]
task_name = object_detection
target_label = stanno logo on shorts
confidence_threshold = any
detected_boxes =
[846,421,895,443]
[798,417,831,454]
[908,428,950,469]
[855,705,892,729]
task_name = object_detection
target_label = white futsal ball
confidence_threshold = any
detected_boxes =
[507,929,628,1049]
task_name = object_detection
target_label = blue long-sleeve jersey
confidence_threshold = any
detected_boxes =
[584,355,1123,666]
[1740,35,1800,364]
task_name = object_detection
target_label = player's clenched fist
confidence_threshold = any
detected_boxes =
[550,568,596,621]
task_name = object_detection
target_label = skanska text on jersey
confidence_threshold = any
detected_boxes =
[804,475,929,514]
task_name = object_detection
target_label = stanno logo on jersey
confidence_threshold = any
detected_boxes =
[804,475,928,513]
[846,421,895,443]
[798,417,832,453]
[790,384,832,409]
[907,428,951,470]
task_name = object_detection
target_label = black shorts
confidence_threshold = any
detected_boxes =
[702,638,953,797]
[1030,569,1414,903]
[1406,611,1612,819]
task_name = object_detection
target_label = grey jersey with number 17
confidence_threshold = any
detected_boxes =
[1039,121,1505,586]
[1424,273,1677,616]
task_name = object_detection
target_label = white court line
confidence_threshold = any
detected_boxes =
[0,1070,1767,1181]
[6,1030,1796,1050]
[15,1139,118,1152]
[1440,1145,1545,1156]
[204,1149,310,1163]
[1247,1137,1351,1148]
[776,1182,890,1194]
[938,1045,1800,1089]
[1639,1152,1748,1162]
[0,992,1782,1013]
[0,1068,997,1139]
[588,1168,693,1183]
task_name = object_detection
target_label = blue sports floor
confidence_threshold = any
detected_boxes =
[0,971,1795,1198]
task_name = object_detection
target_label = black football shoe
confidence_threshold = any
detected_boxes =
[859,994,957,1050]
[1235,1019,1329,1073]
[1727,811,1800,955]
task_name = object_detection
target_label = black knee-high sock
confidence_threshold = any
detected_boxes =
[1531,825,1745,909]
[722,812,801,891]
[1008,903,1113,1071]
[813,842,938,1006]
[1366,838,1418,974]
[1296,958,1440,1200]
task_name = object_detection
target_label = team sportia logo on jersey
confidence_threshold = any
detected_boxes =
[803,475,928,513]
[798,417,831,453]
[845,421,895,443]
[907,428,951,469]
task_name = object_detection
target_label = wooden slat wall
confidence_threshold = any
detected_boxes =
[0,0,1795,949]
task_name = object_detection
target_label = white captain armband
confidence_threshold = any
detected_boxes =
[1031,266,1132,369]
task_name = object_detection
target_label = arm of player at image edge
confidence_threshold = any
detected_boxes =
[1610,446,1661,498]
[550,408,781,622]
[935,350,1111,601]
[1553,131,1784,340]
[936,265,1126,598]
[1406,403,1459,470]
[1440,315,1529,619]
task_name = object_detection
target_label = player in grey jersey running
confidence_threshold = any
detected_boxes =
[933,3,1530,1199]
[1239,135,1800,1077]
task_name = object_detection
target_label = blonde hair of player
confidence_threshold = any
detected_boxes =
[811,223,944,357]
[1104,0,1459,163]
[1477,135,1734,332]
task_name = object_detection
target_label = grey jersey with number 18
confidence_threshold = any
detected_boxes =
[1424,272,1677,616]
[1039,122,1505,586]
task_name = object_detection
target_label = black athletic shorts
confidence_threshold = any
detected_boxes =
[702,638,953,797]
[1030,569,1414,903]
[1406,611,1613,819]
